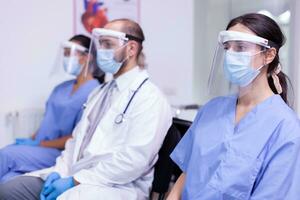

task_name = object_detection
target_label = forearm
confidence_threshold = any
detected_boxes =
[31,133,36,140]
[40,135,72,149]
[167,173,186,200]
[73,177,80,186]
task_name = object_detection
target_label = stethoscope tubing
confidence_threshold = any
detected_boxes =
[114,78,149,124]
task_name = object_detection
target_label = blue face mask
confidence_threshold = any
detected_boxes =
[96,49,126,74]
[63,56,82,76]
[223,50,264,87]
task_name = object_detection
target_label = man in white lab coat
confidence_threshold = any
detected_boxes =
[0,19,172,200]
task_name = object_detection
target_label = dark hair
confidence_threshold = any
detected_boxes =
[109,18,145,58]
[226,13,292,105]
[69,34,91,50]
[69,34,105,83]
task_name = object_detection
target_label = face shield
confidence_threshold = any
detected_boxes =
[51,41,88,77]
[208,30,272,97]
[87,28,143,75]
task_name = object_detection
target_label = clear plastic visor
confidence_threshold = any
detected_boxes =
[50,41,88,77]
[86,28,129,76]
[208,32,270,98]
[92,28,128,50]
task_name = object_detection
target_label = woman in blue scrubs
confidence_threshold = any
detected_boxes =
[168,13,300,199]
[0,35,104,183]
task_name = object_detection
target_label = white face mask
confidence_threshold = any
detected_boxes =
[96,43,129,74]
[63,56,83,76]
[223,50,265,87]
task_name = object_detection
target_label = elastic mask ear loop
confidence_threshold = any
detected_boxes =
[253,49,268,71]
[114,42,130,63]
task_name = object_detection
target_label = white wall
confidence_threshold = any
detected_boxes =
[0,0,196,145]
[0,0,74,146]
[0,0,196,110]
[290,0,300,113]
[0,1,74,113]
[140,0,195,105]
[193,0,231,104]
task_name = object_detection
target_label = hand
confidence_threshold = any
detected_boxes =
[40,172,61,200]
[15,138,40,146]
[43,177,75,200]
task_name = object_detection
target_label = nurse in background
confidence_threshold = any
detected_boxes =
[168,13,300,199]
[0,34,103,183]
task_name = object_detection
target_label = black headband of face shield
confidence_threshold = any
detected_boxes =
[267,40,279,50]
[125,34,144,43]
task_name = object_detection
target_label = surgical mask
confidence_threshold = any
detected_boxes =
[96,46,128,74]
[63,56,82,76]
[223,50,265,87]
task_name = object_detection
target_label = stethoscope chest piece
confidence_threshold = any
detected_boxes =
[114,78,149,125]
[115,113,125,124]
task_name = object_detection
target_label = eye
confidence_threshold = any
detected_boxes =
[236,44,248,52]
[223,43,230,50]
[105,42,113,49]
[76,51,85,57]
[99,39,115,49]
[64,49,71,56]
[103,42,112,49]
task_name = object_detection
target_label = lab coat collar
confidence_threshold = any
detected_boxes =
[114,66,148,92]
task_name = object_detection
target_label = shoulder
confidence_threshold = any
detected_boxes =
[189,95,235,126]
[277,111,300,141]
[272,96,299,130]
[200,95,235,113]
[271,96,300,142]
[129,79,171,114]
[85,79,101,88]
[53,79,75,91]
[206,95,234,106]
[140,80,169,104]
[269,113,300,160]
[275,96,298,120]
[131,70,167,101]
[48,80,75,97]
[143,81,165,96]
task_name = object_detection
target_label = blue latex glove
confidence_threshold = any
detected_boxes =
[15,138,40,146]
[40,172,61,200]
[43,177,75,200]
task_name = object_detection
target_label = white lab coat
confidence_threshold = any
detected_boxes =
[27,68,172,200]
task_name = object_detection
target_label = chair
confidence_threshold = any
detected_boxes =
[171,118,193,180]
[150,117,192,200]
[172,117,192,137]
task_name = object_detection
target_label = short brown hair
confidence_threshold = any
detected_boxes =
[109,18,145,56]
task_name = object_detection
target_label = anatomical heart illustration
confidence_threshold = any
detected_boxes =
[82,0,108,33]
[74,0,140,35]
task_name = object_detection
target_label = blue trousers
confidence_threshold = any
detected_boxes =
[0,145,60,183]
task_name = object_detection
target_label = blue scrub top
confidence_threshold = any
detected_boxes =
[0,79,100,183]
[35,79,99,142]
[171,95,300,200]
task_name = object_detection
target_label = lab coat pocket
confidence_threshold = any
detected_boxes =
[208,146,263,200]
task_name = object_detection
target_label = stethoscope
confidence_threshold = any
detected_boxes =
[114,78,149,124]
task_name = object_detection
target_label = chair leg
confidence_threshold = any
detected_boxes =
[158,193,165,200]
